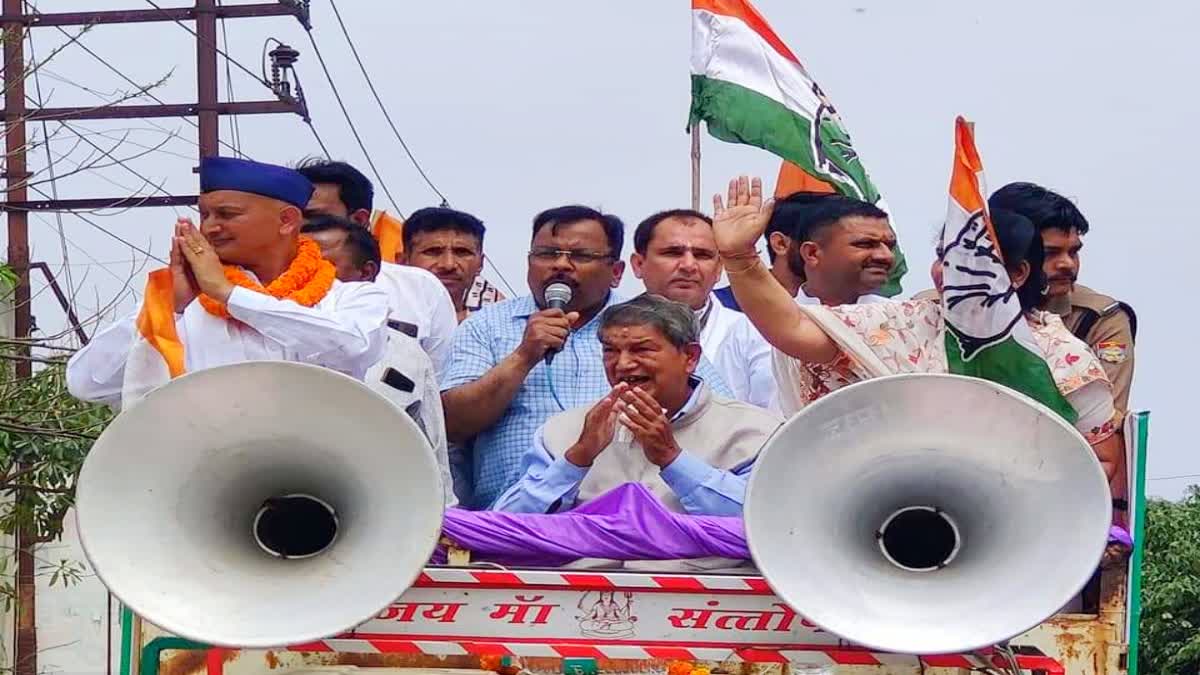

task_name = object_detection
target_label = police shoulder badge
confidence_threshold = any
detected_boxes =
[1096,341,1128,364]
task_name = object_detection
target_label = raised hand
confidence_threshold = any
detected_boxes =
[169,219,201,312]
[564,383,626,467]
[712,176,774,258]
[176,219,234,303]
[618,386,680,468]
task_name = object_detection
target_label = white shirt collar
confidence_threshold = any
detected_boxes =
[795,285,886,305]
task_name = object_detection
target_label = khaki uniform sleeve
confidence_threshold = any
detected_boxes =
[1087,310,1135,413]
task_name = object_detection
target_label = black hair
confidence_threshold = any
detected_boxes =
[531,205,624,258]
[990,208,1047,312]
[402,207,487,252]
[301,215,381,271]
[989,182,1089,235]
[632,209,712,255]
[295,158,374,213]
[765,191,888,261]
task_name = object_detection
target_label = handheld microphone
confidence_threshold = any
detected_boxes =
[543,283,573,366]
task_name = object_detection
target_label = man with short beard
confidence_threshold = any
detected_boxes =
[714,192,892,410]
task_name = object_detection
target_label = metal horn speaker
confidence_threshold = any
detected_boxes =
[75,361,445,648]
[744,373,1111,655]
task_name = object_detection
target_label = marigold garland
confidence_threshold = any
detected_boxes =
[666,660,709,675]
[198,236,335,318]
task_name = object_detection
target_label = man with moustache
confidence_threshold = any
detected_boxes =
[630,209,740,355]
[399,206,504,323]
[441,206,733,508]
[714,192,893,410]
[990,182,1136,413]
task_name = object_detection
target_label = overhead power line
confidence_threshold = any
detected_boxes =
[325,0,448,206]
[29,183,165,264]
[24,11,75,303]
[142,0,277,93]
[300,27,401,213]
[38,17,245,158]
[216,0,243,155]
[318,1,516,296]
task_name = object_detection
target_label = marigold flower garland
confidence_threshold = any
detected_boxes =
[198,236,335,318]
[667,661,710,675]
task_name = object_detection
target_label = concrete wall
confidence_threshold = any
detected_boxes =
[34,513,120,675]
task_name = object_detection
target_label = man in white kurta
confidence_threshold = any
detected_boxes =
[296,158,457,378]
[629,209,739,355]
[68,278,390,407]
[372,261,457,378]
[67,156,390,409]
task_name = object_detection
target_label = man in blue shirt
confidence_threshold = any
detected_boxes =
[492,294,780,516]
[441,206,733,508]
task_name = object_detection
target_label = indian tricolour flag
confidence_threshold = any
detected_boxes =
[688,0,906,295]
[941,118,1076,422]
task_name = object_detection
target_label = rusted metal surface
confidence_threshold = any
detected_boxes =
[0,101,306,123]
[0,195,198,211]
[8,4,304,27]
[195,0,219,159]
[158,648,215,675]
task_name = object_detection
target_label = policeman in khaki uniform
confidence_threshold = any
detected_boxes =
[1045,284,1136,413]
[990,182,1136,415]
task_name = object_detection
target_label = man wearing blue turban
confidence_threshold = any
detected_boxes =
[67,157,392,408]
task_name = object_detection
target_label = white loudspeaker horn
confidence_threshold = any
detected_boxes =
[745,373,1111,655]
[75,361,445,648]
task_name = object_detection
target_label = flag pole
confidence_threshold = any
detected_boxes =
[690,122,702,210]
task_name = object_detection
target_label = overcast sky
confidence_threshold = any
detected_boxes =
[5,0,1196,498]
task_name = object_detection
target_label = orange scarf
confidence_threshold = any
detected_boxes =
[197,236,335,318]
[370,209,405,263]
[135,237,336,379]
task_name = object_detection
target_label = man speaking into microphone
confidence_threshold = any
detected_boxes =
[441,206,732,508]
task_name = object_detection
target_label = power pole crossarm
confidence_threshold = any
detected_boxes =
[0,100,304,122]
[12,3,307,28]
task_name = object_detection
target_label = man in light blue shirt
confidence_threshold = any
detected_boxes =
[493,295,781,516]
[441,207,733,509]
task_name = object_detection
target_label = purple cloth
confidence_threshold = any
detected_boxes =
[1109,525,1133,548]
[436,483,749,567]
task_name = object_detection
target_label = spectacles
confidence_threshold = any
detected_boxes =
[528,247,615,265]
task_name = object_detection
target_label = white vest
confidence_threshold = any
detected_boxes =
[539,384,781,512]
